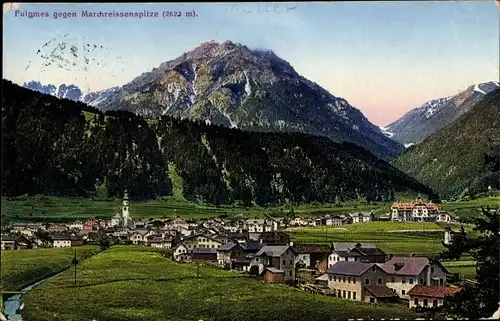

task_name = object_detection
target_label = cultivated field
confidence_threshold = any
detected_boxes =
[0,245,100,291]
[21,246,417,321]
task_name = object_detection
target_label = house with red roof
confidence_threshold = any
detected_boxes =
[407,285,461,308]
[391,197,439,222]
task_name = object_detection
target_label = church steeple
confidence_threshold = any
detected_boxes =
[122,190,130,223]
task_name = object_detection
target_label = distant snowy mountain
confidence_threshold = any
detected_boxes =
[385,81,500,145]
[22,81,120,107]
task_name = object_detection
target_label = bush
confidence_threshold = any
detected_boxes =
[248,265,259,276]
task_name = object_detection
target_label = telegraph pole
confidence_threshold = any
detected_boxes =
[72,249,79,287]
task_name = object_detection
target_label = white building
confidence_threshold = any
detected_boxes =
[391,198,439,222]
[173,244,190,261]
[53,237,72,248]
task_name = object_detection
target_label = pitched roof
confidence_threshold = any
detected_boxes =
[407,285,461,298]
[315,273,329,281]
[332,242,377,251]
[380,257,430,276]
[265,267,284,273]
[234,253,253,263]
[255,245,296,257]
[243,240,265,252]
[292,243,331,254]
[326,261,376,276]
[217,242,239,251]
[391,200,438,210]
[192,247,218,254]
[364,285,399,298]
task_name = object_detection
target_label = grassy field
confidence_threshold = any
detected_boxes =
[2,194,497,224]
[0,245,101,291]
[287,221,480,255]
[441,260,477,280]
[21,246,417,321]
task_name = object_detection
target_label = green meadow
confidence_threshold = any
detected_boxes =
[21,246,417,321]
[0,245,100,291]
[2,194,497,224]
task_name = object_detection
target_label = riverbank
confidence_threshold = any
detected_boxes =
[1,245,100,292]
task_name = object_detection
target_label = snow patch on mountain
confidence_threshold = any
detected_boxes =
[474,84,486,95]
[404,143,415,148]
[379,126,394,138]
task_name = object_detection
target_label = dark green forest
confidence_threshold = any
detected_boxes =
[2,79,434,205]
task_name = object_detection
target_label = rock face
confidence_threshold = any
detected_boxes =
[385,81,500,146]
[84,40,401,160]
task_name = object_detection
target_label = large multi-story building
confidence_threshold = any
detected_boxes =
[391,198,439,222]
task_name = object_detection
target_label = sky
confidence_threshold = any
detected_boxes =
[3,2,499,126]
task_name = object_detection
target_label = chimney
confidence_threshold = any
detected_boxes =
[394,263,404,271]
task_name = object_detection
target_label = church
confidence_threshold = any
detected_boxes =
[110,190,135,229]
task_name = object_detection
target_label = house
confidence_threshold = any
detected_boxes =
[1,235,33,250]
[46,224,68,233]
[69,235,85,247]
[391,198,439,222]
[293,243,330,273]
[83,218,102,232]
[326,261,392,302]
[245,219,275,233]
[314,273,329,287]
[173,244,190,261]
[364,285,399,303]
[289,217,308,227]
[165,217,189,231]
[253,244,298,283]
[436,212,458,223]
[259,231,290,245]
[328,243,386,267]
[179,234,222,249]
[69,220,84,231]
[216,242,244,267]
[348,212,374,223]
[128,230,153,245]
[381,256,449,299]
[53,235,72,248]
[11,222,28,231]
[407,285,461,308]
[191,247,218,261]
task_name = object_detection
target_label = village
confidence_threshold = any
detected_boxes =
[1,191,462,311]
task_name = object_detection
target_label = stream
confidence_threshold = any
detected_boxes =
[3,272,64,321]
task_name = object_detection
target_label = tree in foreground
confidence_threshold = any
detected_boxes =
[438,206,499,319]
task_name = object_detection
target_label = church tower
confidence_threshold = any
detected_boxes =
[122,190,130,226]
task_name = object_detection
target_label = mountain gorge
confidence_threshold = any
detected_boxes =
[3,79,434,204]
[384,81,500,146]
[22,40,403,161]
[394,89,500,199]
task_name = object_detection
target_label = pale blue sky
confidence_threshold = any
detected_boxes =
[3,1,499,125]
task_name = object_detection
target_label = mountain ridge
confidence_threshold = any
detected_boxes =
[21,40,403,161]
[385,81,500,145]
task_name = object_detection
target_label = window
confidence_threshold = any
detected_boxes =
[348,277,351,283]
[353,277,356,284]
[256,258,259,262]
[433,300,438,307]
[423,299,428,306]
[371,266,376,272]
[343,276,346,282]
[348,291,351,299]
[365,278,370,285]
[343,290,346,298]
[353,292,356,300]
[440,278,444,286]
[402,290,406,296]
[377,278,382,285]
[391,277,395,282]
[414,298,418,306]
[290,260,293,265]
[431,267,435,273]
[370,297,375,303]
[283,260,286,266]
[345,257,348,261]
[333,276,337,281]
[329,275,332,281]
[402,278,406,284]
[419,278,424,285]
[289,271,292,277]
[409,278,414,284]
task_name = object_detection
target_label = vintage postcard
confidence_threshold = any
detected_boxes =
[1,2,499,321]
